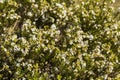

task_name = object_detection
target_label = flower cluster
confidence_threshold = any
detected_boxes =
[0,0,120,79]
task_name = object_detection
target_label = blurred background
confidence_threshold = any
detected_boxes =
[114,0,120,8]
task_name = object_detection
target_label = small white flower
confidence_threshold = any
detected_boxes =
[91,10,95,15]
[22,62,26,66]
[23,23,28,27]
[113,24,118,29]
[56,3,63,8]
[89,35,94,40]
[44,47,48,51]
[61,54,66,60]
[2,14,6,17]
[51,24,56,29]
[75,18,78,23]
[82,62,86,67]
[16,63,20,67]
[27,12,33,17]
[66,60,70,64]
[10,9,15,12]
[59,14,63,18]
[55,38,58,42]
[111,0,115,3]
[81,2,84,5]
[103,8,106,11]
[56,30,60,35]
[50,32,54,37]
[66,29,71,32]
[106,31,110,34]
[30,0,35,3]
[11,42,15,46]
[22,77,26,80]
[41,44,45,47]
[62,10,67,17]
[14,45,20,52]
[4,48,7,52]
[17,58,23,62]
[104,74,108,80]
[34,4,38,8]
[31,28,36,32]
[81,42,85,47]
[32,35,36,40]
[49,49,52,53]
[46,40,49,43]
[118,7,120,13]
[12,35,17,40]
[69,40,73,45]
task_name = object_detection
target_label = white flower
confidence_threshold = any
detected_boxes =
[104,74,108,80]
[66,29,71,32]
[69,40,73,45]
[111,0,115,3]
[89,35,94,40]
[12,35,17,40]
[62,10,67,17]
[2,14,6,17]
[56,30,60,35]
[56,3,63,8]
[27,12,33,17]
[17,58,24,62]
[53,11,57,14]
[51,24,56,29]
[10,9,15,12]
[11,42,15,46]
[61,54,66,61]
[3,48,7,52]
[45,40,49,43]
[44,47,48,51]
[23,23,28,27]
[50,32,54,37]
[31,28,36,32]
[113,24,118,29]
[14,45,20,52]
[16,63,20,67]
[55,38,58,42]
[34,4,38,8]
[118,7,120,13]
[59,14,63,18]
[31,0,35,2]
[82,62,86,68]
[41,44,45,47]
[22,77,26,80]
[91,10,95,15]
[66,60,70,64]
[29,0,35,3]
[32,35,37,40]
[81,2,84,5]
[103,8,107,11]
[22,62,26,66]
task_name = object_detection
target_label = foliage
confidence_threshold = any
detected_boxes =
[0,0,120,79]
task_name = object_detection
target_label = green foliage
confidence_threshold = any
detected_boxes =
[0,0,120,79]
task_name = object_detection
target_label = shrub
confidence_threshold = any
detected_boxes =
[0,0,120,79]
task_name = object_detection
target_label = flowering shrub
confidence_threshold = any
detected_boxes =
[0,0,120,79]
